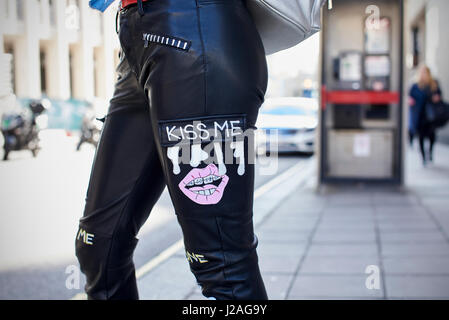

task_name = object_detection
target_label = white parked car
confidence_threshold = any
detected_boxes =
[256,97,318,154]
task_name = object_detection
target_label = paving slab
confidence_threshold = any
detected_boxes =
[377,224,439,233]
[312,230,376,243]
[299,256,380,275]
[288,275,384,299]
[320,215,374,222]
[321,207,375,215]
[318,219,376,229]
[258,221,316,232]
[381,243,449,257]
[256,242,307,257]
[138,257,197,300]
[385,275,449,299]
[262,274,294,300]
[379,231,447,243]
[258,230,311,243]
[383,256,449,275]
[376,218,437,230]
[307,244,378,257]
[316,224,375,231]
[258,254,302,274]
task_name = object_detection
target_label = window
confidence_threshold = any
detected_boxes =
[49,0,56,25]
[69,50,74,98]
[412,27,420,68]
[40,50,47,94]
[16,0,24,20]
[4,43,15,94]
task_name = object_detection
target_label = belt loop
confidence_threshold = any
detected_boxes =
[137,0,145,16]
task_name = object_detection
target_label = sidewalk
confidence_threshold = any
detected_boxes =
[137,143,449,300]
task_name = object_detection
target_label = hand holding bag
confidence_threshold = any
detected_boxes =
[425,101,449,128]
[245,0,330,55]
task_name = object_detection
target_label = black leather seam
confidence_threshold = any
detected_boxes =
[214,216,236,300]
[195,1,208,115]
[102,149,156,299]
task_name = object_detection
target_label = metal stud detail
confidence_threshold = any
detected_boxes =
[143,32,192,52]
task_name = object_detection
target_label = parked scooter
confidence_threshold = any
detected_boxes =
[1,100,48,161]
[76,110,102,151]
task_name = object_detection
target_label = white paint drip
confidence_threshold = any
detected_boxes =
[167,146,181,175]
[190,144,208,168]
[213,142,227,176]
[167,140,245,176]
[231,140,245,175]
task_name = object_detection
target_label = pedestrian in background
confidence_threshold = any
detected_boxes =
[409,64,442,166]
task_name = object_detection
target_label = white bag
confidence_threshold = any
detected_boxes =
[245,0,330,55]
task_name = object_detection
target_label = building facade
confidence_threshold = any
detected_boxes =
[0,0,120,107]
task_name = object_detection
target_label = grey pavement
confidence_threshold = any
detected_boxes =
[137,143,449,300]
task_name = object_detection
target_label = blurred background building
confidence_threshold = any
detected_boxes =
[0,0,320,126]
[0,0,120,120]
[265,34,320,99]
[0,0,322,130]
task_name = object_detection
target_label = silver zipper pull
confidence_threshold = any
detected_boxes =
[328,0,333,10]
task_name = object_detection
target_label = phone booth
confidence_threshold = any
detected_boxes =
[319,0,404,184]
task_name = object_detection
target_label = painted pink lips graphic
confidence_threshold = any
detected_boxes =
[178,164,229,205]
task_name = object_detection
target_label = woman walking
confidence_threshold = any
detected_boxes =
[409,65,442,165]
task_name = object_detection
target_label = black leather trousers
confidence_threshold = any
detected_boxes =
[75,0,268,300]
